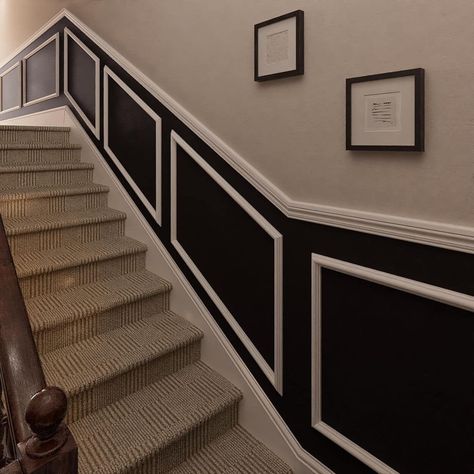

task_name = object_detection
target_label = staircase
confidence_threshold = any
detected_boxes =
[0,125,291,474]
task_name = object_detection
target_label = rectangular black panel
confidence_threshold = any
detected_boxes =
[321,268,474,474]
[107,76,156,208]
[24,38,57,103]
[1,64,21,111]
[176,146,275,368]
[67,36,96,124]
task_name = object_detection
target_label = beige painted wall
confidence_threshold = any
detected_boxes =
[1,0,473,227]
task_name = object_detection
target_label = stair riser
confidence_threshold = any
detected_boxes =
[0,168,93,188]
[20,251,146,298]
[0,148,81,165]
[111,403,239,474]
[0,191,108,218]
[34,292,170,354]
[65,339,201,424]
[8,219,125,255]
[0,129,69,145]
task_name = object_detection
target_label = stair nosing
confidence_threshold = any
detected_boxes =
[42,310,204,397]
[16,237,147,278]
[0,143,80,150]
[169,425,292,474]
[0,125,70,131]
[0,183,109,200]
[69,362,242,471]
[0,162,94,173]
[4,209,126,236]
[26,270,171,333]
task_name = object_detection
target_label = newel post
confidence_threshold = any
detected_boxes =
[17,387,77,474]
[24,387,68,459]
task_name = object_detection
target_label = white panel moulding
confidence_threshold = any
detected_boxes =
[1,9,472,253]
[64,27,100,138]
[103,66,162,226]
[22,33,60,107]
[0,62,21,114]
[170,131,284,394]
[311,253,474,474]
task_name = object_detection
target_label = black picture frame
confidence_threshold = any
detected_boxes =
[346,68,425,152]
[254,10,304,82]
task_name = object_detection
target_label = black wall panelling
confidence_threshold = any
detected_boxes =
[174,140,281,387]
[64,28,99,135]
[23,33,59,106]
[0,16,473,474]
[314,261,474,474]
[0,62,21,113]
[104,67,161,223]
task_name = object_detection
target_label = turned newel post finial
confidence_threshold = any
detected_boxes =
[25,386,68,459]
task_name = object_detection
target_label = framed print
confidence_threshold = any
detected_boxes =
[254,10,304,82]
[346,68,425,152]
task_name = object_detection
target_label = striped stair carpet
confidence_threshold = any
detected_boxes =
[0,125,291,474]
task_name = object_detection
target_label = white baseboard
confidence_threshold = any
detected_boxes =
[1,106,333,474]
[0,106,67,127]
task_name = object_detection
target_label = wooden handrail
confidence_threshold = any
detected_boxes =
[0,216,45,445]
[0,461,22,474]
[0,216,77,473]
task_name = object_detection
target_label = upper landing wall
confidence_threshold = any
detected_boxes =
[0,0,472,228]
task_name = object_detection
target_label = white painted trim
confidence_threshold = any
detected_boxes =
[292,202,474,254]
[315,423,398,474]
[59,10,474,255]
[0,105,67,125]
[312,254,474,312]
[22,33,60,107]
[0,62,21,114]
[0,10,472,252]
[64,27,100,138]
[170,131,284,394]
[0,10,66,68]
[103,66,162,226]
[311,253,474,474]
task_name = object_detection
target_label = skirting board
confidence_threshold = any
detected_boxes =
[0,106,333,474]
[1,8,472,254]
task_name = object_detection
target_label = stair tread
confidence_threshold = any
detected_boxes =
[14,236,147,278]
[0,124,291,474]
[0,162,93,173]
[70,361,242,474]
[169,425,292,474]
[25,270,171,333]
[0,125,70,131]
[0,143,79,150]
[43,310,203,396]
[4,208,126,235]
[0,182,108,200]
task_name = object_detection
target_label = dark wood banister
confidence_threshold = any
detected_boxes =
[0,216,77,473]
[0,461,22,474]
